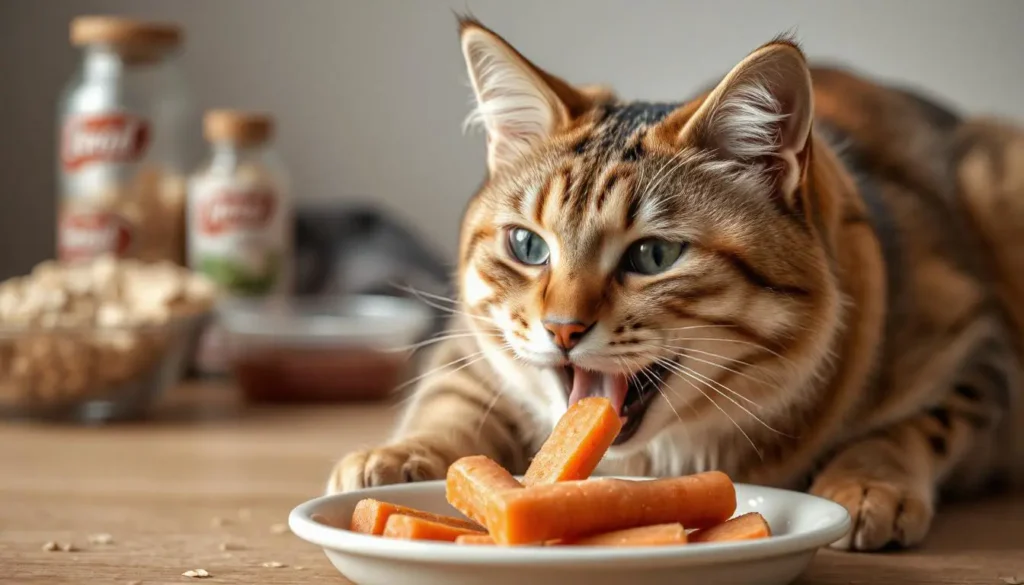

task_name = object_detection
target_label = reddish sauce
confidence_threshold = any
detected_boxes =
[231,347,409,403]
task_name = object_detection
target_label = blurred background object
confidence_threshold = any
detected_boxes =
[1,0,1023,411]
[2,0,1023,280]
[57,15,191,267]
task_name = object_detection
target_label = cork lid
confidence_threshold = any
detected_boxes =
[204,110,275,146]
[71,16,183,50]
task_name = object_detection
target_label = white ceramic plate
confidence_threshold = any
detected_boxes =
[290,479,850,585]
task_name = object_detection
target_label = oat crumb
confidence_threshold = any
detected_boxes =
[237,508,252,521]
[269,523,289,534]
[181,569,211,578]
[295,566,305,570]
[59,543,77,552]
[261,561,286,568]
[88,533,114,545]
[210,516,229,527]
[1000,578,1024,585]
[218,542,244,551]
[127,580,142,585]
[42,541,59,551]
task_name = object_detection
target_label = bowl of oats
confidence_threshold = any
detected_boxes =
[0,255,217,423]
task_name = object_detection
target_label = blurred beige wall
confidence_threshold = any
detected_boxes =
[2,0,1023,278]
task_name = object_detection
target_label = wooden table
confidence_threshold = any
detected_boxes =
[1,383,1022,585]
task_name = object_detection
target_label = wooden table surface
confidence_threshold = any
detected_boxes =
[1,382,1022,585]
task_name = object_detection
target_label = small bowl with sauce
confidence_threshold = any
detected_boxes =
[218,295,432,403]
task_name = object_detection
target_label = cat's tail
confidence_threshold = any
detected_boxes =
[953,117,1024,487]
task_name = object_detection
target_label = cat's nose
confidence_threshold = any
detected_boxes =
[542,318,593,351]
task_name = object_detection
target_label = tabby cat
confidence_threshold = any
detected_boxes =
[329,18,1024,551]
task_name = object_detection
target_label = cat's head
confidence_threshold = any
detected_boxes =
[456,19,842,453]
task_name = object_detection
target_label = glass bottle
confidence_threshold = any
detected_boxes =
[57,16,193,265]
[187,110,293,296]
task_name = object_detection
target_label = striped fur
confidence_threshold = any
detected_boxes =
[329,19,1024,552]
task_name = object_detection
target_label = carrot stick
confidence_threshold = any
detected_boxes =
[689,512,771,543]
[382,514,485,542]
[445,455,523,526]
[349,498,481,535]
[523,397,623,485]
[485,471,736,545]
[566,523,688,546]
[454,534,496,545]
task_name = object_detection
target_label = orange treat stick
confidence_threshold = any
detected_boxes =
[382,514,485,542]
[454,534,496,545]
[486,471,736,545]
[690,512,771,543]
[523,397,623,485]
[349,498,481,535]
[445,455,523,526]
[567,523,688,546]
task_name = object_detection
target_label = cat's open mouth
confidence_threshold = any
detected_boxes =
[557,359,675,445]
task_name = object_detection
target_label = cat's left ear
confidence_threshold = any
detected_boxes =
[678,39,813,203]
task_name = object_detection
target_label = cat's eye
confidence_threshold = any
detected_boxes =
[625,238,685,275]
[508,227,550,266]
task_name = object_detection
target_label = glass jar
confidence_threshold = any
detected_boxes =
[57,16,194,265]
[187,110,293,297]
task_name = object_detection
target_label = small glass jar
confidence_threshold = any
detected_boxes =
[57,16,194,265]
[187,110,293,297]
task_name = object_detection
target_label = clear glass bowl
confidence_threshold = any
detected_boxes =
[0,312,209,423]
[218,295,433,403]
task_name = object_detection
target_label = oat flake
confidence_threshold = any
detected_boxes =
[88,533,114,545]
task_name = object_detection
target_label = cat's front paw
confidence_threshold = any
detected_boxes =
[810,475,934,551]
[326,441,449,494]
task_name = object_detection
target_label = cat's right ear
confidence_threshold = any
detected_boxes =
[459,18,593,175]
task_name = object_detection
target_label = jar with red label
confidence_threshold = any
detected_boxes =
[187,110,293,297]
[57,16,193,265]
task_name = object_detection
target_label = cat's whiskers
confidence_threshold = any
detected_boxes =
[636,355,702,440]
[388,329,499,354]
[660,344,773,373]
[634,340,788,439]
[390,283,460,306]
[658,324,737,333]
[393,349,490,393]
[615,356,648,413]
[623,339,780,398]
[654,357,764,460]
[641,343,766,405]
[647,366,686,426]
[655,344,787,393]
[474,342,517,436]
[623,354,656,408]
[475,390,505,437]
[669,336,795,365]
[398,285,499,328]
[661,358,792,439]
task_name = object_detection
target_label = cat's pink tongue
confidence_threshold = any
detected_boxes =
[568,366,629,415]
